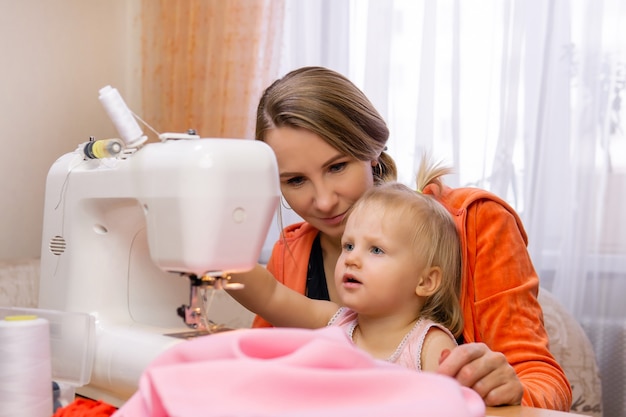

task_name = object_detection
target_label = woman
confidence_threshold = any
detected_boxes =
[245,66,572,410]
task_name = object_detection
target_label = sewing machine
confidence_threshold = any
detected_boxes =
[38,132,280,406]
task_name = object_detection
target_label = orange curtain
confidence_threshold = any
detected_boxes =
[141,0,285,140]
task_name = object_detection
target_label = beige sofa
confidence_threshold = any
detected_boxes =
[0,258,40,308]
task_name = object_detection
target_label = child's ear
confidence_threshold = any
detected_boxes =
[415,267,442,297]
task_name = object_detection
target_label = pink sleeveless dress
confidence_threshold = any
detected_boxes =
[328,307,457,370]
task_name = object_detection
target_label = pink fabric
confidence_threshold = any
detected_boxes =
[114,327,485,417]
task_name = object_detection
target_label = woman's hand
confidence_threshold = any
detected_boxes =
[437,343,524,407]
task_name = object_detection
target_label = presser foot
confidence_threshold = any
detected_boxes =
[176,273,244,332]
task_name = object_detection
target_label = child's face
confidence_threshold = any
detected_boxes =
[334,205,426,315]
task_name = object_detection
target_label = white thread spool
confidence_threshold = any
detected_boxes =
[0,315,53,417]
[98,85,147,148]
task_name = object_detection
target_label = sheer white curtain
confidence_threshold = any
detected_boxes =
[279,0,626,415]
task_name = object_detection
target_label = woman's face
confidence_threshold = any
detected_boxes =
[264,126,376,240]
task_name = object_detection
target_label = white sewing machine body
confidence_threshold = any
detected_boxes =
[38,137,279,405]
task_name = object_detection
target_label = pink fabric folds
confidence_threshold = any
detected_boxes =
[114,326,485,417]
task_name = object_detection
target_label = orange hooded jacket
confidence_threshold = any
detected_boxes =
[253,185,572,411]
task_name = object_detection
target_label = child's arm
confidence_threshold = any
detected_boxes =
[227,264,338,328]
[420,327,458,372]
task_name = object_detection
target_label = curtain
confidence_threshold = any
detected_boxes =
[141,0,284,140]
[280,0,626,415]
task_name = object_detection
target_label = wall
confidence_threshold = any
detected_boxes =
[0,0,141,260]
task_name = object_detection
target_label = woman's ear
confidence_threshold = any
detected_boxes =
[415,267,442,297]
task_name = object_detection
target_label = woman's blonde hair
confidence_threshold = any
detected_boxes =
[347,154,463,337]
[256,66,397,184]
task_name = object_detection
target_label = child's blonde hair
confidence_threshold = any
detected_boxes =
[347,155,463,337]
